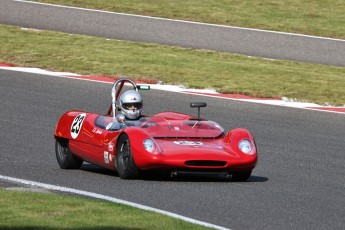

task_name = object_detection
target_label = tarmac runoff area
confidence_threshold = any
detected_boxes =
[1,63,345,115]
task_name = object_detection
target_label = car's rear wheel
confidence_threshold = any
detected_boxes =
[55,138,83,169]
[116,134,140,179]
[231,170,252,181]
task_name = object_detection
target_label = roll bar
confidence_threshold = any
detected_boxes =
[107,78,139,121]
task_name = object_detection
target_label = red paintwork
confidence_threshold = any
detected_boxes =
[54,110,257,173]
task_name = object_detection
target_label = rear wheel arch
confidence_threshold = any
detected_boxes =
[55,137,83,169]
[55,136,68,148]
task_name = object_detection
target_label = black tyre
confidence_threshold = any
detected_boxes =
[116,134,140,179]
[55,139,83,169]
[231,170,252,181]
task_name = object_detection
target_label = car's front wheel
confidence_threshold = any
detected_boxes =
[55,139,83,169]
[116,134,140,179]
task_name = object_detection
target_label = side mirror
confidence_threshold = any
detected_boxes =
[116,114,126,123]
[105,114,126,130]
[190,102,207,119]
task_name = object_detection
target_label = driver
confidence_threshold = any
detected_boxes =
[118,90,143,120]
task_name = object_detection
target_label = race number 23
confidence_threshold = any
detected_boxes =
[70,113,86,139]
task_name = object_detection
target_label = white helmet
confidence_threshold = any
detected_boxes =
[118,90,143,120]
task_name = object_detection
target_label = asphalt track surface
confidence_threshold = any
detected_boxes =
[1,69,345,230]
[0,0,345,67]
[1,1,345,229]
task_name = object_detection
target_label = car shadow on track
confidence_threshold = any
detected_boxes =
[246,175,269,183]
[141,173,268,183]
[80,163,268,183]
[80,163,116,177]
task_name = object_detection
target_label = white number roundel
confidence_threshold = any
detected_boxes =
[70,113,86,139]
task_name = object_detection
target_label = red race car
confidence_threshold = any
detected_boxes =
[54,78,257,181]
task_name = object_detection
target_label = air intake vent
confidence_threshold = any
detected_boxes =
[185,160,226,167]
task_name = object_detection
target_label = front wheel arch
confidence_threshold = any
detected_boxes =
[115,134,140,179]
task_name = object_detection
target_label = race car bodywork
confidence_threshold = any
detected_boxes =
[54,78,257,180]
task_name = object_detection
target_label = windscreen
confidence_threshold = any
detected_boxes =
[141,117,224,138]
[95,116,224,138]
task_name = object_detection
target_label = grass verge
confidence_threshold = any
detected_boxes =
[0,188,211,230]
[35,0,345,39]
[1,25,344,105]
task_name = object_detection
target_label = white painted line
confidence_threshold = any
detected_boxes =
[0,175,230,230]
[0,66,80,76]
[14,0,345,42]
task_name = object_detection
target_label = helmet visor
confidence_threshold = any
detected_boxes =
[123,102,142,110]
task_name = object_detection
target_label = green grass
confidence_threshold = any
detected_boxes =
[35,0,345,39]
[1,25,344,105]
[0,188,211,229]
[1,2,343,228]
